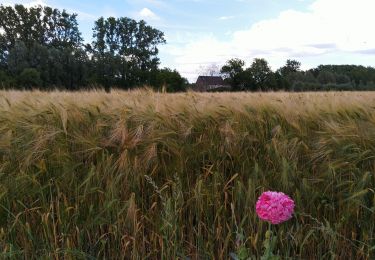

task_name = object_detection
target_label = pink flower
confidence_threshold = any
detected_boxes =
[255,191,295,224]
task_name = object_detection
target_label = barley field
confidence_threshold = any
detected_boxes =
[0,90,374,259]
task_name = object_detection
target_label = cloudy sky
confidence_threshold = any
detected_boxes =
[3,0,375,82]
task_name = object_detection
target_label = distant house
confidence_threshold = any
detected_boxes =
[193,76,231,92]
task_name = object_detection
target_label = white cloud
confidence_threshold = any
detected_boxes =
[162,0,375,82]
[219,16,235,20]
[138,7,160,21]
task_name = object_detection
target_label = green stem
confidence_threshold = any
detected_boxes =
[265,223,272,259]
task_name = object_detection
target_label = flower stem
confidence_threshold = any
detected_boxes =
[262,223,273,260]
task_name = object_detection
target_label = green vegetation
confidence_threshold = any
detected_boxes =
[221,58,375,91]
[0,4,187,91]
[0,90,374,259]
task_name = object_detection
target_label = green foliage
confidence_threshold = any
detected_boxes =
[0,90,374,258]
[0,4,82,51]
[276,59,302,90]
[0,4,88,90]
[221,58,246,91]
[248,58,273,90]
[7,41,29,75]
[0,4,188,92]
[90,16,166,90]
[16,68,41,88]
[152,68,188,92]
[221,57,375,92]
[0,70,11,88]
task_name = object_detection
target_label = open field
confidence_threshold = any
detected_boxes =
[0,90,374,259]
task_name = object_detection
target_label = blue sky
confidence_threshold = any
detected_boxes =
[4,0,375,82]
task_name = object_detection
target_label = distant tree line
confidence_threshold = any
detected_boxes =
[220,58,375,91]
[0,4,188,91]
[2,5,375,92]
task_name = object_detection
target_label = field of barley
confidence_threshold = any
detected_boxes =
[0,89,374,259]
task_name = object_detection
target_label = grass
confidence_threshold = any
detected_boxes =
[0,89,374,259]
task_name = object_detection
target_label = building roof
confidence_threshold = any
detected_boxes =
[196,76,225,86]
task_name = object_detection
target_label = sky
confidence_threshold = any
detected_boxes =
[3,0,375,82]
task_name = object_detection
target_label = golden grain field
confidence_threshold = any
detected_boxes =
[0,89,374,259]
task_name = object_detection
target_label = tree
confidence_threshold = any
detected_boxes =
[317,71,336,85]
[58,47,90,90]
[0,4,87,89]
[220,58,245,91]
[335,74,351,84]
[280,59,301,75]
[247,58,273,91]
[17,68,41,88]
[0,4,82,52]
[152,68,188,92]
[91,17,166,90]
[276,59,301,90]
[7,41,29,75]
[0,70,11,88]
[0,4,173,90]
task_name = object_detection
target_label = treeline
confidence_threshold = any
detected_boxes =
[221,58,375,91]
[2,5,375,92]
[0,4,188,91]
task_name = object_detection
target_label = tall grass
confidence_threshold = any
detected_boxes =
[0,89,374,259]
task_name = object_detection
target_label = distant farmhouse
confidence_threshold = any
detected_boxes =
[192,76,231,92]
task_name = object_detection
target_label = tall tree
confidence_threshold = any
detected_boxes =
[220,58,245,91]
[0,4,85,89]
[91,17,165,90]
[0,4,82,51]
[277,59,302,90]
[247,58,273,91]
[280,59,301,75]
[7,41,29,75]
